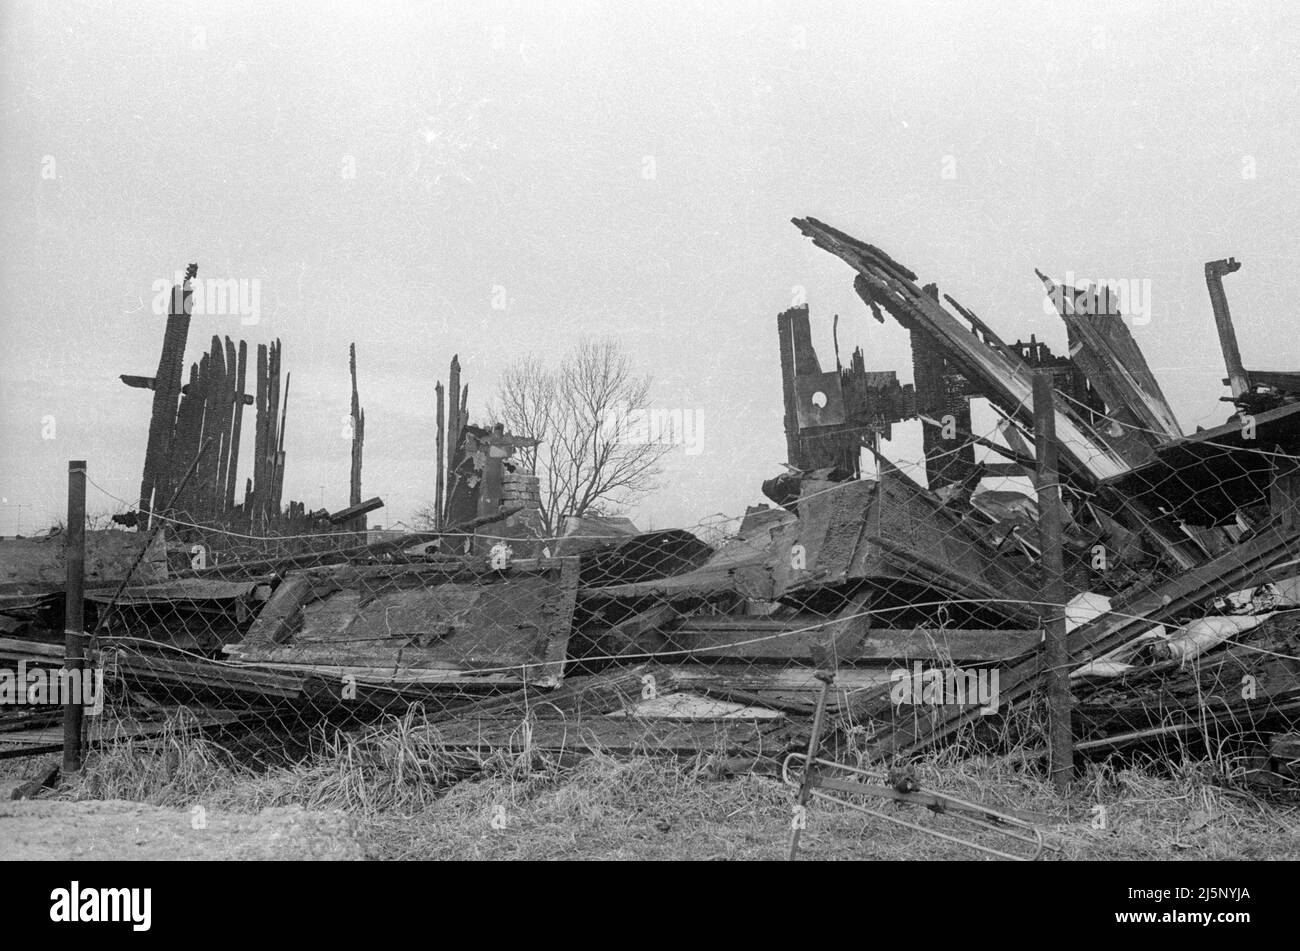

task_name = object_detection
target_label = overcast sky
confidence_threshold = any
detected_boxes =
[2,0,1298,534]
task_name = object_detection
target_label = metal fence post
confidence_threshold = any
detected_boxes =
[1032,373,1074,794]
[63,459,86,775]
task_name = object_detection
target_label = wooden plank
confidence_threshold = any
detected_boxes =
[212,337,235,518]
[236,574,313,651]
[225,340,247,512]
[252,343,269,527]
[666,620,1039,662]
[792,217,1130,482]
[446,355,462,519]
[168,361,204,518]
[0,636,62,659]
[138,276,193,525]
[265,341,282,524]
[536,557,580,686]
[434,381,446,531]
[231,558,582,687]
[113,651,305,699]
[1205,258,1250,400]
[348,342,363,520]
[1039,270,1181,441]
[271,368,290,517]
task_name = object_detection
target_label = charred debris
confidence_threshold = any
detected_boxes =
[4,229,1300,790]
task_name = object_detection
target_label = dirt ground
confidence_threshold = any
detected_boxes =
[5,742,1297,861]
[0,799,367,860]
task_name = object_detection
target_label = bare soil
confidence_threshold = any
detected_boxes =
[0,799,367,860]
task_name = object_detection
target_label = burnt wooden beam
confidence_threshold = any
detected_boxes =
[225,340,248,513]
[137,269,194,526]
[445,354,462,523]
[251,343,270,528]
[1037,269,1180,450]
[328,496,384,525]
[212,338,236,518]
[777,305,809,469]
[1205,257,1249,401]
[793,217,1131,483]
[265,340,282,526]
[349,343,364,529]
[193,337,225,523]
[271,369,289,518]
[121,372,252,404]
[166,361,200,520]
[434,381,446,532]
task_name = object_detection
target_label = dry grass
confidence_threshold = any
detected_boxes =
[43,706,1300,860]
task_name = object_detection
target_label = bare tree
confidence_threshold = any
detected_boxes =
[410,503,440,532]
[489,340,671,536]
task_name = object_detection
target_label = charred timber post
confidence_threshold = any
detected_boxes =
[252,343,270,528]
[1033,371,1074,794]
[225,340,248,513]
[434,381,446,531]
[62,460,86,774]
[776,305,809,470]
[138,268,195,526]
[445,354,461,523]
[1205,258,1250,401]
[349,343,365,531]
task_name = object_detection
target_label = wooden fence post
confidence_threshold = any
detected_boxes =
[63,460,87,774]
[1033,372,1074,794]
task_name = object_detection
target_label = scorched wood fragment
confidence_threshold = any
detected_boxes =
[137,271,194,525]
[791,217,1131,483]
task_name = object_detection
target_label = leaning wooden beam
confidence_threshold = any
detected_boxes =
[1037,269,1181,443]
[137,267,194,526]
[328,496,384,525]
[1205,257,1250,401]
[168,360,205,521]
[348,343,364,529]
[225,340,247,513]
[264,340,282,526]
[942,294,1019,363]
[195,336,225,524]
[776,306,808,469]
[252,343,270,528]
[445,355,462,524]
[434,381,446,531]
[792,217,1130,483]
[270,370,290,517]
[213,337,237,519]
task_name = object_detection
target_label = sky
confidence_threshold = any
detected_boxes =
[2,0,1298,535]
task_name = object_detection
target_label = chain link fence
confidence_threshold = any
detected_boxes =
[3,404,1285,808]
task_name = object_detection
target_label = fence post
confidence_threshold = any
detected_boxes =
[1032,373,1074,794]
[63,459,86,775]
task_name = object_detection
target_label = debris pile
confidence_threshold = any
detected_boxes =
[4,225,1300,796]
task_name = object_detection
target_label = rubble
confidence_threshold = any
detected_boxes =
[6,222,1300,805]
